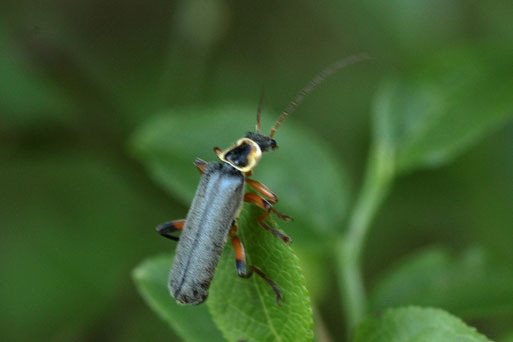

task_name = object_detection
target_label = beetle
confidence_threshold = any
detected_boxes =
[156,54,370,306]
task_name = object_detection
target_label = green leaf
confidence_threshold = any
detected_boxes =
[132,255,224,342]
[370,247,513,320]
[372,47,513,173]
[130,104,350,236]
[207,201,313,342]
[353,306,492,342]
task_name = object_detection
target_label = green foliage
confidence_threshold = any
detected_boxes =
[208,204,313,342]
[131,105,350,238]
[338,46,513,334]
[370,247,513,319]
[353,307,492,342]
[372,48,513,173]
[133,255,224,342]
[132,49,513,340]
[3,1,513,340]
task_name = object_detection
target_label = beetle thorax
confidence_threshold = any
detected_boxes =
[218,138,262,173]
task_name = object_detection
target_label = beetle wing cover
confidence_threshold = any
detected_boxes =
[170,162,244,305]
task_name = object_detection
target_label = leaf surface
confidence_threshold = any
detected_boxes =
[370,247,513,319]
[372,47,513,173]
[353,306,492,342]
[133,255,224,342]
[207,203,313,342]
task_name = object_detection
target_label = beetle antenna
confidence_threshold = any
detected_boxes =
[269,53,371,138]
[256,91,264,133]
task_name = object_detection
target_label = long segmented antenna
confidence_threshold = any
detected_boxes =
[256,92,264,133]
[269,53,371,138]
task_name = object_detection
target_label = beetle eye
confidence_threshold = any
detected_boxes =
[271,139,278,150]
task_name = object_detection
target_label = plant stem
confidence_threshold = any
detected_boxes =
[337,144,394,332]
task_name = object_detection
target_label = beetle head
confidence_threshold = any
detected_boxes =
[244,132,278,152]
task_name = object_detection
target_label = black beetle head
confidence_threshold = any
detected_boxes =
[244,132,278,152]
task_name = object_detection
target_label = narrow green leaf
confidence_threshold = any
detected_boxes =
[130,104,350,236]
[370,247,513,320]
[207,202,313,342]
[372,47,513,173]
[132,255,224,342]
[353,306,492,342]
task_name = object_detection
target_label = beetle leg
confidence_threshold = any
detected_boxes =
[229,223,283,306]
[243,193,293,221]
[243,193,291,244]
[257,212,291,244]
[156,219,185,241]
[246,178,278,203]
[213,147,222,157]
[194,158,208,174]
[228,223,247,276]
[250,265,283,306]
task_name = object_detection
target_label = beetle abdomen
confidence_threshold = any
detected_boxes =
[169,162,244,305]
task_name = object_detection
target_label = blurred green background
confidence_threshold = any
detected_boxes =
[1,0,512,341]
